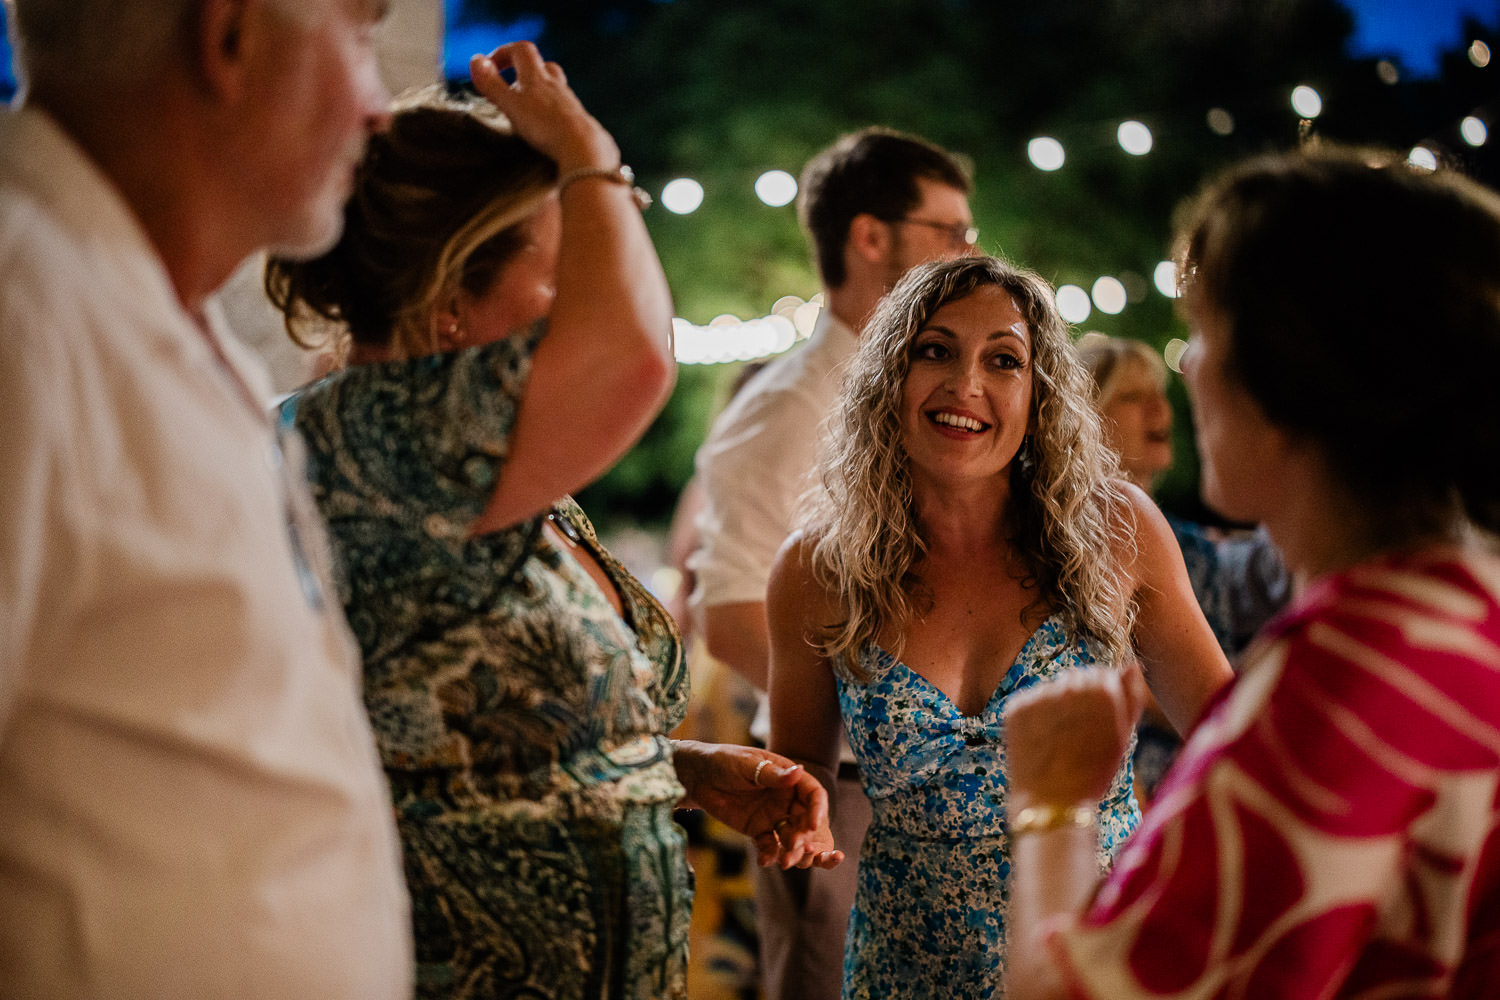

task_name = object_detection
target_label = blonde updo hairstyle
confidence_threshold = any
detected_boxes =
[266,85,558,361]
[805,255,1135,677]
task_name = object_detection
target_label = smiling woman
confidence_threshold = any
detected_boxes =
[899,285,1034,489]
[765,256,1232,999]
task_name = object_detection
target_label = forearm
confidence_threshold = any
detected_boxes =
[549,175,675,391]
[702,601,771,691]
[1006,803,1100,1000]
[670,738,713,810]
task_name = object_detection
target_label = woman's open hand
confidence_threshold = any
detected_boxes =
[673,740,844,870]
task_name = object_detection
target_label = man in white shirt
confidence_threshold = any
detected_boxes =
[690,127,977,1000]
[0,1,411,996]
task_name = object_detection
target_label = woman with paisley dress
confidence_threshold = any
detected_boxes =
[266,42,836,1000]
[766,254,1232,998]
[1003,146,1500,1000]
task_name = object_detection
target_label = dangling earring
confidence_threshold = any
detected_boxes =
[1018,435,1036,477]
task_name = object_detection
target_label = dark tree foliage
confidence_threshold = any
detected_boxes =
[466,0,1498,528]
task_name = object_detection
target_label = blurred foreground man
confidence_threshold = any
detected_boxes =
[0,1,411,996]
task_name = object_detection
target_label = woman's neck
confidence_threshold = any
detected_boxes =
[1262,458,1463,587]
[911,478,1014,559]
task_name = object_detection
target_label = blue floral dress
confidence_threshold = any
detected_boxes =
[285,330,691,1000]
[835,615,1138,1000]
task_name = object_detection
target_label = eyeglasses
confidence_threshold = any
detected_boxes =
[893,217,979,250]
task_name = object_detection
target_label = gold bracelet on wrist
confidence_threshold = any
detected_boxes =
[1009,803,1096,839]
[557,164,652,209]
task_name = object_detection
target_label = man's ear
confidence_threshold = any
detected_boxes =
[847,212,893,266]
[196,0,254,100]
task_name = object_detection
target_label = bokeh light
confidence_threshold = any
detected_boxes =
[1164,338,1189,374]
[754,169,798,207]
[651,566,684,605]
[1117,121,1153,156]
[1290,85,1323,118]
[661,177,704,215]
[1376,60,1400,85]
[1206,108,1235,136]
[1091,277,1127,315]
[1471,41,1492,68]
[792,299,823,338]
[1153,261,1180,299]
[1056,285,1092,324]
[1461,116,1489,147]
[673,313,799,364]
[1027,137,1067,171]
[771,294,805,317]
[1408,146,1439,172]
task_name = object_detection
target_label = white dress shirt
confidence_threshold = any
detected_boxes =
[690,308,858,747]
[0,107,412,1000]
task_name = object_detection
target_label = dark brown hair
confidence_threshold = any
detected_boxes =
[265,85,558,360]
[1177,145,1500,535]
[798,127,972,289]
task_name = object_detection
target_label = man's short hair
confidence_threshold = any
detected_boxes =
[9,0,195,84]
[797,127,972,289]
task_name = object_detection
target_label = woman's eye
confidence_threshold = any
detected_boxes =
[913,341,948,361]
[991,353,1023,370]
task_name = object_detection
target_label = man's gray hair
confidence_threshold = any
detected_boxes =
[9,0,194,83]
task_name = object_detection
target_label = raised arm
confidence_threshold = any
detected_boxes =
[766,532,846,867]
[1116,483,1234,734]
[468,42,675,533]
[1003,669,1143,1000]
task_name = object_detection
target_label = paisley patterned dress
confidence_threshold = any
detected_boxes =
[285,330,691,1000]
[835,615,1138,1000]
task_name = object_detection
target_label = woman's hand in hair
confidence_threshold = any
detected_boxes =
[469,41,618,174]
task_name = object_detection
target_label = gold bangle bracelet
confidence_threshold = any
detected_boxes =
[557,164,652,210]
[1009,803,1095,838]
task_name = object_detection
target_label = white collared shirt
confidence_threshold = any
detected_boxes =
[690,308,859,749]
[0,107,412,999]
[690,308,858,609]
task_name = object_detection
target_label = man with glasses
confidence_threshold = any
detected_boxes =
[689,126,976,1000]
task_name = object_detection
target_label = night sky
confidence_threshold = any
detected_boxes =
[1342,0,1499,76]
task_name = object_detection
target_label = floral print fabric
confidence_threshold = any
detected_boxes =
[836,615,1139,999]
[1053,549,1500,999]
[288,332,690,1000]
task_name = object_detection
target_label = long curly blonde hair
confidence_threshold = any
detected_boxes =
[804,256,1135,677]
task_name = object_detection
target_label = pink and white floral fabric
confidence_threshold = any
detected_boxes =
[1050,548,1500,999]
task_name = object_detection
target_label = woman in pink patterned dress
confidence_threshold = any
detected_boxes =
[1002,145,1500,1000]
